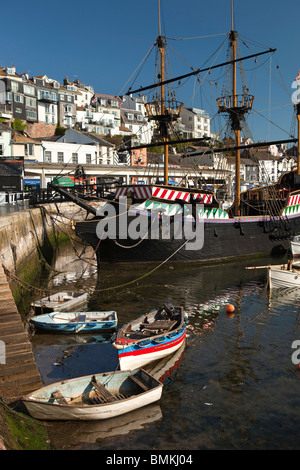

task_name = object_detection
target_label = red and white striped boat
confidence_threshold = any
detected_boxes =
[112,302,188,370]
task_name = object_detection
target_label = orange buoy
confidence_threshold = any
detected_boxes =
[226,304,235,313]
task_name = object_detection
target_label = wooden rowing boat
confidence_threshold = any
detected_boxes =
[29,311,118,333]
[22,369,163,421]
[112,302,188,370]
[31,291,88,314]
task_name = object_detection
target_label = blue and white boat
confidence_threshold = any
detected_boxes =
[112,302,188,370]
[22,369,163,421]
[30,311,118,333]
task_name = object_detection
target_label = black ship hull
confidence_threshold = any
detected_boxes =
[75,213,299,265]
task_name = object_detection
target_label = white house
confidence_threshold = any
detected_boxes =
[39,128,114,165]
[121,95,153,144]
[0,123,12,157]
[11,132,42,161]
[180,107,211,138]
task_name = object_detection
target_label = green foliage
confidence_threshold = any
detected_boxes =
[12,118,26,132]
[55,123,67,136]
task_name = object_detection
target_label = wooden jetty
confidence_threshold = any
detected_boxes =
[0,264,42,403]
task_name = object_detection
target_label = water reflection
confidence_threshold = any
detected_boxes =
[29,243,300,450]
[44,343,186,450]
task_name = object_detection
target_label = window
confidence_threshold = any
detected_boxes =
[0,144,3,156]
[57,152,64,163]
[25,143,33,156]
[14,94,24,103]
[11,82,19,92]
[38,90,57,101]
[26,109,37,121]
[23,84,35,96]
[86,154,91,164]
[72,153,78,164]
[60,95,64,101]
[25,97,36,108]
[45,115,49,124]
[44,151,51,163]
[128,114,133,120]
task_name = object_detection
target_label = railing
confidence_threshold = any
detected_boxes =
[28,181,122,206]
[145,100,183,121]
[217,94,254,113]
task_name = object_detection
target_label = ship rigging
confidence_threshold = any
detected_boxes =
[50,0,300,267]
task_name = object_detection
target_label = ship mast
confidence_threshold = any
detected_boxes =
[158,0,169,184]
[297,69,300,176]
[217,0,254,216]
[145,0,183,186]
[231,11,241,216]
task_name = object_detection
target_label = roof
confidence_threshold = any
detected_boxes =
[11,132,41,144]
[241,148,279,161]
[36,135,61,142]
[0,123,12,133]
[80,132,114,147]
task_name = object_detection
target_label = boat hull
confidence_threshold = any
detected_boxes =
[31,292,88,314]
[291,236,300,259]
[115,328,187,370]
[268,266,300,289]
[30,311,117,334]
[76,214,296,264]
[22,369,163,421]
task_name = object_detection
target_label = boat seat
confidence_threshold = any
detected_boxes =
[129,374,149,392]
[77,314,86,322]
[141,320,177,332]
[91,375,116,403]
[51,390,68,405]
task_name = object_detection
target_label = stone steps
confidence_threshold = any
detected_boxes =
[0,265,42,403]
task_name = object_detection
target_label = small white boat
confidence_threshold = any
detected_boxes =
[22,369,163,421]
[112,302,188,370]
[31,291,88,314]
[267,261,300,289]
[29,311,118,333]
[291,235,300,259]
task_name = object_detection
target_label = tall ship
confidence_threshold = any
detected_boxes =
[73,1,300,266]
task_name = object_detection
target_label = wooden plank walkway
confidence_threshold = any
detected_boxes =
[0,264,42,404]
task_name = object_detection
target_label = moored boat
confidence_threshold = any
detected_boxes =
[112,302,188,370]
[267,261,300,289]
[29,311,118,334]
[291,235,300,259]
[22,369,163,421]
[31,291,88,314]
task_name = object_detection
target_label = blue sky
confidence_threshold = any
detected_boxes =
[2,0,299,144]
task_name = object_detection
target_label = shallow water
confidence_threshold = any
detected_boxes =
[28,242,300,450]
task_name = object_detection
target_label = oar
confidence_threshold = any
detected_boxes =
[245,264,285,270]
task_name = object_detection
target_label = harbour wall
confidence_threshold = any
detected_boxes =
[0,201,93,449]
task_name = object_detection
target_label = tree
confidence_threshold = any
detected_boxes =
[55,124,67,136]
[12,118,26,132]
